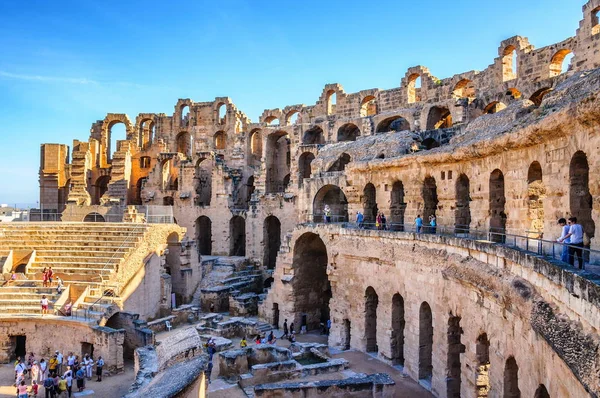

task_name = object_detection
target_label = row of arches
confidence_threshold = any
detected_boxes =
[311,151,595,244]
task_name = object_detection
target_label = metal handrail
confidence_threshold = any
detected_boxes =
[304,221,599,270]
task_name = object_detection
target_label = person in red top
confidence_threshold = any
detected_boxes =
[31,380,39,397]
[47,267,54,286]
[42,267,48,287]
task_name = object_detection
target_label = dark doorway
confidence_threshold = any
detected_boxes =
[302,126,325,145]
[570,151,595,243]
[455,174,471,234]
[327,153,351,172]
[447,315,464,398]
[391,293,405,365]
[390,181,406,231]
[419,302,433,382]
[11,335,26,360]
[81,342,94,358]
[343,319,351,350]
[312,185,349,223]
[504,356,521,398]
[365,287,379,353]
[489,169,507,242]
[298,152,315,187]
[476,333,491,397]
[534,385,550,398]
[229,216,246,256]
[363,183,378,226]
[195,216,212,256]
[423,176,438,225]
[194,158,212,206]
[337,124,360,142]
[264,216,281,269]
[266,131,291,193]
[273,303,280,329]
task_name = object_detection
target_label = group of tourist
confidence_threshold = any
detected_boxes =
[13,351,104,397]
[414,214,436,234]
[557,217,586,269]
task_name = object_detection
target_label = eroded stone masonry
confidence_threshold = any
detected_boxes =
[22,1,600,397]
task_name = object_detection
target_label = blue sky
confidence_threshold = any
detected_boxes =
[0,0,585,206]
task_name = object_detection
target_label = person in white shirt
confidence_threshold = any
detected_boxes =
[56,351,63,375]
[39,358,48,381]
[85,355,94,380]
[14,360,26,385]
[559,217,585,269]
[67,352,75,367]
[40,296,49,316]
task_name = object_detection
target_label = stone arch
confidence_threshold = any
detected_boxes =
[195,216,212,256]
[264,115,280,126]
[194,157,212,206]
[550,49,573,77]
[249,129,262,167]
[263,215,281,270]
[407,73,422,104]
[298,152,315,187]
[266,131,290,193]
[360,95,377,117]
[506,87,522,99]
[302,126,325,145]
[327,153,351,173]
[447,315,463,398]
[455,174,471,233]
[502,45,518,81]
[534,385,550,398]
[452,79,476,100]
[244,176,255,208]
[162,158,179,191]
[135,177,146,205]
[418,301,433,382]
[229,216,246,256]
[93,175,110,205]
[362,183,378,226]
[391,293,405,365]
[364,287,379,353]
[83,213,105,222]
[529,88,553,106]
[570,151,595,240]
[216,102,227,124]
[503,356,521,398]
[390,181,406,231]
[139,119,155,149]
[376,116,410,133]
[337,123,360,142]
[312,185,348,222]
[527,161,545,235]
[326,90,337,115]
[292,232,331,330]
[423,176,438,225]
[286,110,300,125]
[422,137,440,150]
[490,169,507,242]
[176,131,192,157]
[101,114,134,164]
[214,131,227,150]
[180,105,190,126]
[426,106,453,130]
[476,333,491,397]
[484,101,507,114]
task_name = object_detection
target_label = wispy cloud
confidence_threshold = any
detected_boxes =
[0,70,165,89]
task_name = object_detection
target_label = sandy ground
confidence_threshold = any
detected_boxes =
[0,362,134,398]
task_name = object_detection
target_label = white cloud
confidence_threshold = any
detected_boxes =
[0,70,98,85]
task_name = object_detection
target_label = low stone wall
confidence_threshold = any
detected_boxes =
[253,373,395,397]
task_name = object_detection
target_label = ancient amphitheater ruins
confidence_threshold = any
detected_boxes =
[3,1,600,397]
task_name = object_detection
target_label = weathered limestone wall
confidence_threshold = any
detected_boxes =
[262,225,599,398]
[0,318,124,371]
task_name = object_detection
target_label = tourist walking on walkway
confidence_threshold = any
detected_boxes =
[559,217,585,269]
[65,373,72,397]
[429,215,437,234]
[47,267,53,286]
[381,213,387,230]
[282,319,288,338]
[205,361,213,384]
[15,359,26,386]
[40,296,49,316]
[289,322,295,335]
[95,356,104,382]
[415,215,423,233]
[42,268,48,287]
[356,211,364,229]
[324,205,331,223]
[240,337,247,348]
[557,218,571,263]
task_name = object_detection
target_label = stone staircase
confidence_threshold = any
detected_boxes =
[0,222,149,317]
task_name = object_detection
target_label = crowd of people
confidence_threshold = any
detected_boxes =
[13,351,104,397]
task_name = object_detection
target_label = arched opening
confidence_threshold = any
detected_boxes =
[506,88,522,99]
[14,263,27,274]
[312,185,348,223]
[108,122,127,162]
[452,79,476,100]
[489,169,507,242]
[135,177,146,205]
[93,175,110,205]
[550,49,573,77]
[217,103,226,124]
[570,151,595,243]
[426,106,452,130]
[391,293,405,365]
[287,110,299,125]
[376,116,410,133]
[327,153,351,173]
[407,74,422,104]
[360,95,377,117]
[503,356,521,398]
[195,216,212,256]
[423,176,438,229]
[263,216,281,270]
[529,88,553,106]
[176,131,192,157]
[229,216,246,256]
[455,174,471,234]
[244,176,255,208]
[527,162,545,235]
[162,159,179,191]
[362,183,378,226]
[292,232,331,330]
[140,120,155,149]
[265,116,280,126]
[390,181,406,231]
[502,46,518,81]
[265,131,290,193]
[140,156,151,169]
[484,102,507,114]
[302,126,325,145]
[337,123,360,142]
[364,287,379,353]
[194,158,212,206]
[447,315,463,398]
[298,152,315,187]
[249,130,262,167]
[476,333,491,397]
[534,385,550,398]
[163,196,174,206]
[83,212,105,222]
[181,105,190,126]
[326,90,337,115]
[418,302,433,383]
[263,277,274,290]
[214,131,227,150]
[422,138,440,150]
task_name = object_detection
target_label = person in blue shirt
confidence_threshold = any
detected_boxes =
[557,218,570,263]
[356,211,364,229]
[429,215,437,234]
[415,215,423,233]
[559,217,585,269]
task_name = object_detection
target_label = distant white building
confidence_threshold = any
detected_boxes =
[0,205,29,222]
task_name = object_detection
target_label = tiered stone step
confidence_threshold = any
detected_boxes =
[0,283,61,315]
